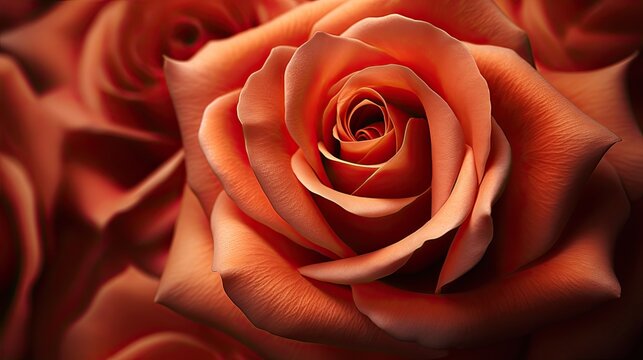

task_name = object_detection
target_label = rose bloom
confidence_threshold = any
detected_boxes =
[0,0,302,358]
[157,0,643,358]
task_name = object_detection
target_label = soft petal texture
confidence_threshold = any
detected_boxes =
[212,192,444,358]
[0,155,42,360]
[298,148,477,284]
[467,43,620,273]
[313,0,531,61]
[498,0,643,70]
[436,119,511,291]
[526,199,643,359]
[541,56,643,201]
[156,187,440,359]
[0,0,106,88]
[165,0,346,212]
[238,45,353,258]
[352,160,626,349]
[60,266,259,360]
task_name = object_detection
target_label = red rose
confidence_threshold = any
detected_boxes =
[157,0,642,358]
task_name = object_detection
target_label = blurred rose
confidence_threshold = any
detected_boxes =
[0,0,302,358]
[0,154,42,359]
[60,266,260,360]
[158,0,642,358]
[496,0,643,70]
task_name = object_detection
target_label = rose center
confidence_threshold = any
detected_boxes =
[172,21,201,45]
[349,100,387,141]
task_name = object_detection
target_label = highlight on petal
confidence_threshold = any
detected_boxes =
[541,56,643,201]
[299,148,477,285]
[312,0,531,60]
[199,87,337,258]
[156,187,439,359]
[436,119,511,291]
[238,45,353,258]
[468,43,620,274]
[352,161,626,349]
[0,155,42,360]
[211,192,445,358]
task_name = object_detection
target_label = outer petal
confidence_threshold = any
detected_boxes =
[199,88,334,258]
[526,199,643,359]
[541,56,643,201]
[165,0,346,212]
[61,266,259,360]
[468,43,620,273]
[238,45,353,258]
[0,155,42,360]
[212,192,445,359]
[341,15,491,185]
[156,187,436,359]
[352,161,626,349]
[312,0,531,60]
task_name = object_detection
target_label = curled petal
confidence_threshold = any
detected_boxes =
[239,45,353,258]
[211,192,445,358]
[299,147,477,284]
[468,43,620,273]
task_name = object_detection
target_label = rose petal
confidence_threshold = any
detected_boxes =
[156,187,435,359]
[0,155,41,359]
[312,0,531,60]
[211,192,445,358]
[165,0,346,212]
[199,87,337,258]
[291,148,424,218]
[352,160,626,349]
[238,45,353,258]
[526,198,643,359]
[284,31,396,186]
[298,147,477,284]
[436,119,511,291]
[467,43,620,273]
[342,15,491,186]
[541,56,643,201]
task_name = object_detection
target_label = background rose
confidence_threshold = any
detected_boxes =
[158,0,640,358]
[0,154,42,360]
[495,0,643,71]
[0,0,302,358]
[60,266,260,360]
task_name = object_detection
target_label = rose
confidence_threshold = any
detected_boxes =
[0,153,41,360]
[495,0,643,71]
[0,1,302,357]
[59,266,260,360]
[158,0,642,357]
